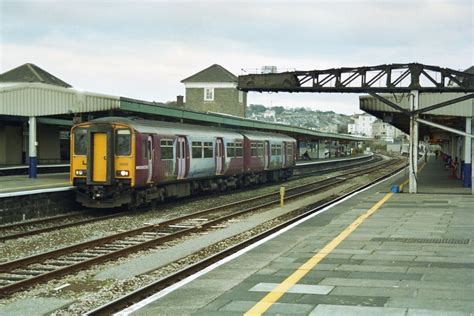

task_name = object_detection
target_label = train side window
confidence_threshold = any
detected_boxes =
[226,142,235,157]
[235,142,243,157]
[161,139,173,160]
[203,142,213,158]
[257,143,264,157]
[192,141,203,158]
[287,144,293,157]
[74,128,87,155]
[116,129,131,156]
[141,139,147,159]
[147,138,152,160]
[251,143,257,157]
[276,144,282,156]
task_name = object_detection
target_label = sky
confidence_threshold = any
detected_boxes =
[1,0,473,114]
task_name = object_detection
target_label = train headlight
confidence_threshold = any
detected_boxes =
[75,170,87,176]
[116,170,129,177]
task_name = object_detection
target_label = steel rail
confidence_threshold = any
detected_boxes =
[0,212,132,242]
[0,155,374,241]
[0,158,402,297]
[86,160,406,315]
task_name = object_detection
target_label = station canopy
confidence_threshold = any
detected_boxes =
[0,63,365,142]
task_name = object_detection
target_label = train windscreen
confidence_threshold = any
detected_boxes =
[74,128,87,155]
[115,129,131,156]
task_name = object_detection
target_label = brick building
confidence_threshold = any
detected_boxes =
[181,64,247,117]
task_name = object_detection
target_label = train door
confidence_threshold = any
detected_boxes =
[282,142,287,166]
[176,136,187,179]
[146,135,153,183]
[215,138,224,175]
[264,141,270,170]
[92,133,107,182]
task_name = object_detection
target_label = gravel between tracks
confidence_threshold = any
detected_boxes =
[0,158,404,314]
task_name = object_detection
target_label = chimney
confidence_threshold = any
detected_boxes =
[176,95,184,107]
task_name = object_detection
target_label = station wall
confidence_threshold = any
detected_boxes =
[0,125,22,164]
[0,123,61,165]
[37,125,60,163]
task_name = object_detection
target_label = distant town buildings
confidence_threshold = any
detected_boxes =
[181,64,247,117]
[348,113,377,137]
[348,112,405,142]
[263,109,276,120]
[372,119,405,142]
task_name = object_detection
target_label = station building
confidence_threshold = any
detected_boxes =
[0,63,365,175]
[181,64,247,117]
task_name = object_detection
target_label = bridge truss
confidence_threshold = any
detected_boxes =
[238,63,474,194]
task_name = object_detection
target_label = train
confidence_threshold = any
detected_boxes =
[70,117,297,208]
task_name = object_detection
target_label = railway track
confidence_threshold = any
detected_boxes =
[0,155,375,241]
[87,157,406,315]
[0,210,130,242]
[0,157,403,297]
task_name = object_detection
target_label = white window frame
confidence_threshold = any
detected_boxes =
[204,87,214,101]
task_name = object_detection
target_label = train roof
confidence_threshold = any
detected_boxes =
[239,130,296,143]
[84,117,296,142]
[90,117,242,139]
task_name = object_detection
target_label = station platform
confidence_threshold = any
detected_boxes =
[0,163,70,177]
[124,157,474,315]
[0,173,71,197]
[295,154,370,166]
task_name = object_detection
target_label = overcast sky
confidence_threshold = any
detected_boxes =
[1,0,472,114]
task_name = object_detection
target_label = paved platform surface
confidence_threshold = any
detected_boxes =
[0,173,71,196]
[127,157,474,315]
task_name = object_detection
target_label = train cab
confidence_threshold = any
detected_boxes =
[71,119,135,207]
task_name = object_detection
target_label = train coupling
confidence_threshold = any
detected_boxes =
[91,186,105,199]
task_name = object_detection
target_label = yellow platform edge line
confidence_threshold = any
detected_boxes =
[244,192,394,316]
[245,161,427,316]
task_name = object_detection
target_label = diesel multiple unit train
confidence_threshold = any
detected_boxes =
[70,117,297,208]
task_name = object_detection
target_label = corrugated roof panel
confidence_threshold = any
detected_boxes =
[0,83,120,116]
[360,93,473,117]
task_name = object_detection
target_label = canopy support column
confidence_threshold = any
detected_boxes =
[28,116,37,178]
[409,90,419,193]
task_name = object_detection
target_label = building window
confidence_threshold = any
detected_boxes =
[204,87,214,101]
[238,91,243,103]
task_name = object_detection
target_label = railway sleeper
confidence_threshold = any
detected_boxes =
[69,254,98,260]
[102,246,127,251]
[88,250,113,255]
[11,270,44,276]
[1,275,29,281]
[46,261,75,266]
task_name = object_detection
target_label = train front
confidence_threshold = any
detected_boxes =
[70,120,135,208]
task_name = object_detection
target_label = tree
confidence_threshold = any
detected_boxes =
[248,104,267,113]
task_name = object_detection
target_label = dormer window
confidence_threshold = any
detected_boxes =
[204,87,214,101]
